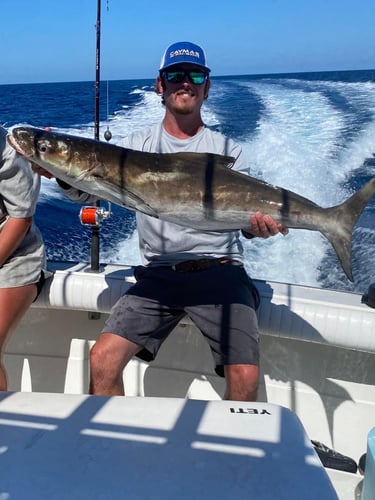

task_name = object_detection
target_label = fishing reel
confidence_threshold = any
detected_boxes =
[79,203,112,226]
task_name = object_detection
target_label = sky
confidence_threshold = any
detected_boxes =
[1,0,374,84]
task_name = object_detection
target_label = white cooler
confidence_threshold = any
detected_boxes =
[0,393,337,499]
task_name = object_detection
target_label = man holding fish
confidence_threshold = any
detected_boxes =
[86,41,287,401]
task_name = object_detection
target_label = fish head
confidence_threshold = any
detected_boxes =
[8,126,89,181]
[9,126,68,164]
[8,126,126,204]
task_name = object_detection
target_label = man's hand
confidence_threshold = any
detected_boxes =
[243,211,289,239]
[31,164,55,179]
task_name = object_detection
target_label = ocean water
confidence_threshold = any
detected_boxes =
[1,69,375,293]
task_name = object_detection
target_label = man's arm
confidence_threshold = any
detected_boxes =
[228,145,289,239]
[242,211,289,239]
[32,165,97,204]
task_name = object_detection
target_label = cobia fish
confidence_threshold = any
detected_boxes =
[8,126,375,281]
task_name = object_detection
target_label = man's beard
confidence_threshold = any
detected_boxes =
[174,105,194,115]
[167,90,197,115]
[169,99,195,115]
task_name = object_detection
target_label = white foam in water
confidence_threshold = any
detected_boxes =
[236,79,375,287]
[101,230,142,266]
[100,89,164,141]
[243,82,347,200]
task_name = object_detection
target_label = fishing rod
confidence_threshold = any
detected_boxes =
[81,0,111,272]
[94,0,101,142]
[89,0,102,272]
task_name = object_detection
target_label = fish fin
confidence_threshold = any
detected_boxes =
[117,189,159,218]
[322,178,375,281]
[89,180,159,218]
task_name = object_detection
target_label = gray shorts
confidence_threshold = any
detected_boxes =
[101,263,260,377]
[0,219,45,288]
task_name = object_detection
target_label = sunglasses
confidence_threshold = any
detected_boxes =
[162,69,208,85]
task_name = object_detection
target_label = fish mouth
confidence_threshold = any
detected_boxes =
[7,133,28,156]
[7,127,35,157]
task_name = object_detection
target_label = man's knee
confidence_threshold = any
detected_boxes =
[89,334,121,376]
[224,364,259,401]
[90,333,142,374]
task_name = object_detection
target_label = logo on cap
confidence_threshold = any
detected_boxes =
[169,49,200,61]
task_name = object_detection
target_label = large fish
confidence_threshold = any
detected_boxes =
[8,126,375,281]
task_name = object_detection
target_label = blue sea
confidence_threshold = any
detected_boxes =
[1,69,375,293]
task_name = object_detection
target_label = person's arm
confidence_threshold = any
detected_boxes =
[55,178,97,204]
[32,165,97,204]
[0,216,32,267]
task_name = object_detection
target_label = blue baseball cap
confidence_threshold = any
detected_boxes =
[159,41,211,72]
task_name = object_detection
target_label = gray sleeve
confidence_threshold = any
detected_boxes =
[226,141,250,176]
[0,133,40,218]
[56,179,98,204]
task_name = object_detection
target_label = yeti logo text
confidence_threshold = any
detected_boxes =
[230,408,272,415]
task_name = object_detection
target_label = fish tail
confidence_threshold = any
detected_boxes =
[322,178,375,281]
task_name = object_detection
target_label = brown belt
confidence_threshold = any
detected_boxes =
[171,257,241,272]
